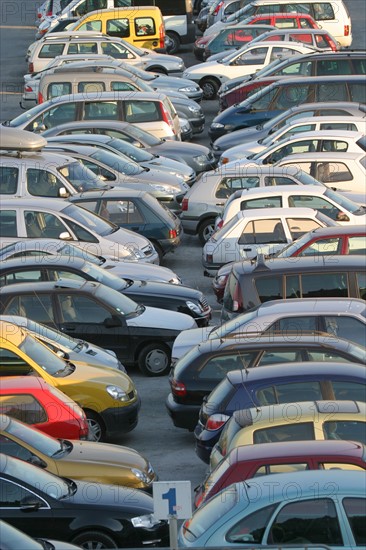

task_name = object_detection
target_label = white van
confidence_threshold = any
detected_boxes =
[206,0,353,47]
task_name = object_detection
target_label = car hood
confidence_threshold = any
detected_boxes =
[102,260,181,284]
[172,326,211,360]
[148,141,211,157]
[59,363,135,393]
[151,75,199,90]
[214,126,268,152]
[130,306,197,331]
[143,157,194,178]
[104,226,153,250]
[128,280,203,300]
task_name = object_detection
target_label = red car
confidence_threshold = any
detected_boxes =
[213,226,366,303]
[0,377,89,440]
[194,439,366,508]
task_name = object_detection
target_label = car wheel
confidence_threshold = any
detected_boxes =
[198,218,215,245]
[166,31,180,54]
[148,66,168,75]
[138,343,171,376]
[151,241,164,264]
[200,77,219,100]
[85,410,105,442]
[72,531,118,549]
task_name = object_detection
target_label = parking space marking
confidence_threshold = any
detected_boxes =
[0,92,22,95]
[0,25,36,29]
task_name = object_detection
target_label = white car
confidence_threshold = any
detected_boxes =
[216,185,366,229]
[222,130,366,167]
[222,115,366,159]
[182,41,316,99]
[202,206,336,275]
[276,151,366,197]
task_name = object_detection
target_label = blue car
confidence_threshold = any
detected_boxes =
[194,361,366,463]
[178,469,366,547]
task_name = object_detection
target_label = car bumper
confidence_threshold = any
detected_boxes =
[202,260,222,277]
[157,235,182,255]
[188,114,205,134]
[193,45,206,61]
[208,125,228,141]
[165,393,200,431]
[167,69,185,77]
[100,396,141,439]
[194,422,220,464]
[181,217,200,235]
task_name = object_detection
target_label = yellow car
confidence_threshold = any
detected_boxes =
[210,400,366,471]
[1,414,156,491]
[0,320,140,442]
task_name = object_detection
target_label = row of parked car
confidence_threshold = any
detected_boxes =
[1,0,365,548]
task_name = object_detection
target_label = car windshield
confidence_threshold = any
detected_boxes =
[209,309,259,340]
[1,453,70,499]
[58,161,108,192]
[108,138,153,163]
[123,124,162,146]
[62,203,118,237]
[293,170,324,186]
[324,189,363,214]
[7,101,52,127]
[0,243,17,260]
[5,416,64,457]
[19,335,71,376]
[59,243,104,266]
[80,261,129,291]
[90,149,144,176]
[95,283,139,316]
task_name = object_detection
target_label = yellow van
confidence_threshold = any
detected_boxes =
[70,6,166,50]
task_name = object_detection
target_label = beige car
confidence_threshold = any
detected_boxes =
[210,400,366,471]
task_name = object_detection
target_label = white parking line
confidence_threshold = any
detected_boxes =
[0,92,22,95]
[0,25,36,29]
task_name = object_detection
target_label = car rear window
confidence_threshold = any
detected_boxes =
[124,100,160,123]
[206,378,236,411]
[39,43,65,58]
[0,167,18,195]
[254,421,316,444]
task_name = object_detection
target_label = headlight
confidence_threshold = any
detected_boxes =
[131,468,149,483]
[224,124,236,130]
[188,105,201,115]
[178,61,184,70]
[186,300,203,314]
[194,154,208,165]
[170,276,182,284]
[131,514,160,528]
[150,183,176,194]
[106,385,129,402]
[215,275,228,285]
[178,86,199,93]
[180,119,190,131]
[211,122,224,129]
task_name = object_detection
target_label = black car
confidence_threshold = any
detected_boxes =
[0,279,197,376]
[41,120,218,174]
[0,454,168,549]
[165,334,366,431]
[0,256,211,327]
[0,520,81,550]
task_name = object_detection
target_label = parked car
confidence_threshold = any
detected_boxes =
[203,207,335,276]
[193,23,275,61]
[0,239,183,285]
[41,120,217,174]
[195,362,366,463]
[210,400,366,470]
[222,116,366,160]
[194,440,366,508]
[209,75,366,140]
[217,185,366,228]
[183,41,316,99]
[213,225,366,303]
[25,31,185,74]
[0,414,157,491]
[212,101,366,159]
[0,198,159,264]
[1,313,126,372]
[179,470,365,547]
[0,279,197,376]
[180,165,324,244]
[0,319,140,441]
[206,0,245,28]
[4,91,181,142]
[0,256,211,327]
[0,378,89,440]
[166,333,366,431]
[0,453,169,548]
[171,298,366,361]
[0,521,81,550]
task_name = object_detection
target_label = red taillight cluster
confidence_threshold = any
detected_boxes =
[37,12,42,18]
[214,1,224,14]
[206,254,213,264]
[205,413,229,431]
[171,379,186,397]
[169,229,177,239]
[24,85,33,93]
[38,92,44,104]
[46,9,52,15]
[344,25,350,36]
[28,63,34,73]
[159,23,165,49]
[194,492,204,508]
[216,219,223,229]
[181,198,189,211]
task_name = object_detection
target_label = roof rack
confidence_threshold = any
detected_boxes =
[0,128,47,155]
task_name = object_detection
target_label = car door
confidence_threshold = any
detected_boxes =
[227,46,269,77]
[237,217,290,259]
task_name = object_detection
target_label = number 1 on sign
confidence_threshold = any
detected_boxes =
[162,487,177,515]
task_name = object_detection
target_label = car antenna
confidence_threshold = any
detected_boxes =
[239,355,261,413]
[31,290,58,330]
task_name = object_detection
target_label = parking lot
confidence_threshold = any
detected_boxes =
[0,0,365,504]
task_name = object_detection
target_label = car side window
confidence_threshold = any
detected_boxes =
[77,20,102,31]
[257,349,301,366]
[0,269,43,286]
[298,237,341,257]
[254,422,315,444]
[0,395,47,425]
[331,381,366,402]
[254,463,309,476]
[288,195,341,219]
[266,316,318,335]
[285,217,321,240]
[107,18,130,38]
[348,237,366,254]
[323,420,366,443]
[135,17,156,36]
[78,82,105,94]
[58,294,112,324]
[216,177,260,198]
[47,82,72,100]
[26,169,65,198]
[0,210,17,237]
[301,273,348,298]
[264,176,299,186]
[314,161,353,183]
[0,348,34,376]
[233,47,267,66]
[239,219,287,245]
[322,315,366,346]
[29,103,78,131]
[83,101,118,121]
[313,2,335,20]
[343,498,366,546]
[67,42,99,54]
[101,41,133,58]
[317,83,348,102]
[39,43,65,58]
[227,504,277,544]
[3,294,54,324]
[0,435,34,461]
[124,100,160,123]
[0,167,18,194]
[0,479,45,508]
[198,352,256,380]
[268,498,342,545]
[255,276,283,303]
[241,196,282,209]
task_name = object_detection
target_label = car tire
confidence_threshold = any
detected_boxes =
[72,530,118,549]
[151,241,164,264]
[166,31,180,54]
[148,66,168,75]
[85,410,105,442]
[200,77,220,100]
[138,343,171,376]
[198,218,215,245]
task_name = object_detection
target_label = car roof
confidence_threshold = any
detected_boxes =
[0,376,48,393]
[267,129,364,144]
[229,439,365,462]
[289,225,366,238]
[256,296,366,315]
[278,115,366,125]
[31,90,170,109]
[278,151,364,161]
[230,184,325,197]
[47,134,113,145]
[267,74,366,86]
[0,279,97,295]
[0,197,73,211]
[234,206,321,219]
[226,360,366,385]
[70,189,145,200]
[0,255,91,272]
[202,164,306,178]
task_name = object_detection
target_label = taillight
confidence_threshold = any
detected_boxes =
[169,229,177,239]
[194,492,204,508]
[37,12,42,18]
[46,8,52,15]
[344,25,350,36]
[217,219,223,229]
[28,62,34,73]
[330,39,337,51]
[221,157,229,164]
[38,91,44,104]
[159,24,165,49]
[214,1,224,14]
[171,379,186,397]
[206,413,229,431]
[160,103,175,132]
[182,198,189,211]
[24,85,33,93]
[206,254,213,263]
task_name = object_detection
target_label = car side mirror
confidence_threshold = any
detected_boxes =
[33,121,46,133]
[27,455,47,468]
[104,315,122,328]
[59,231,73,241]
[20,496,42,512]
[232,300,239,312]
[58,187,70,198]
